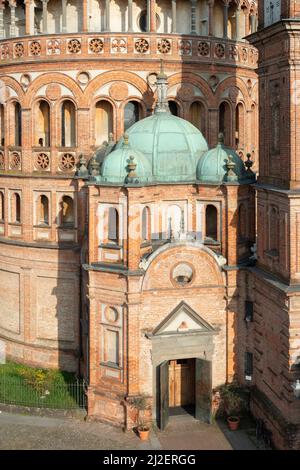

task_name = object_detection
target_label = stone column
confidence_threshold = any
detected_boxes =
[235,5,242,40]
[128,0,133,32]
[62,0,67,33]
[82,0,88,32]
[171,0,176,33]
[25,0,35,35]
[250,14,256,33]
[0,2,5,39]
[190,0,197,35]
[9,0,16,37]
[150,0,156,32]
[105,0,110,32]
[223,1,229,38]
[147,0,150,32]
[25,0,32,35]
[42,0,48,34]
[208,0,214,36]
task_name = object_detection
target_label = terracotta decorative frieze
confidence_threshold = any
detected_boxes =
[179,40,192,56]
[134,38,150,54]
[215,43,225,58]
[229,44,238,60]
[0,34,257,69]
[157,38,171,54]
[14,43,24,58]
[198,41,210,57]
[59,153,76,172]
[111,38,127,54]
[35,152,50,171]
[47,39,61,55]
[89,38,104,54]
[29,40,41,56]
[67,39,81,54]
[1,43,9,59]
[0,151,4,170]
[9,151,21,170]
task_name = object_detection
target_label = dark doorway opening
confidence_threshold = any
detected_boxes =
[159,357,212,430]
[168,359,195,417]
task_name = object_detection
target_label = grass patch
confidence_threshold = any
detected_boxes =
[0,362,86,409]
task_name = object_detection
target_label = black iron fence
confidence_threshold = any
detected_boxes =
[0,376,87,410]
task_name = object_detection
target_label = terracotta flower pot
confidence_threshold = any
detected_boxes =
[227,416,240,431]
[138,427,150,441]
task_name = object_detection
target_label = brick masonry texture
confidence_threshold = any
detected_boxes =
[0,2,299,451]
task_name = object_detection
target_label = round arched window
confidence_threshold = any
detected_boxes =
[138,11,160,32]
[168,101,178,116]
[124,101,140,131]
[172,263,194,287]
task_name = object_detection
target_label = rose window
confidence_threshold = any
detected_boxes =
[157,39,171,54]
[36,153,50,170]
[67,39,81,54]
[135,38,150,54]
[59,153,76,171]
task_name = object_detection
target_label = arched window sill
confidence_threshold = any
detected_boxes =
[59,224,75,230]
[100,361,122,370]
[99,242,122,250]
[58,146,77,151]
[34,224,51,228]
[32,146,51,151]
[204,237,220,246]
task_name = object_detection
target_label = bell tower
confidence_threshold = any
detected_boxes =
[248,1,300,449]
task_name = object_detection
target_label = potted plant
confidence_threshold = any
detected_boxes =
[219,384,244,431]
[129,396,150,441]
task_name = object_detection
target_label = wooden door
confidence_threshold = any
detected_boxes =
[159,360,169,430]
[169,359,195,407]
[195,358,212,423]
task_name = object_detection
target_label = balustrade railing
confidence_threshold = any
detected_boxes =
[0,33,258,68]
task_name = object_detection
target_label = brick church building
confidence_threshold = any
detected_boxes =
[0,0,299,450]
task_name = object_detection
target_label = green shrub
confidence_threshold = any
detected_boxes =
[217,383,248,417]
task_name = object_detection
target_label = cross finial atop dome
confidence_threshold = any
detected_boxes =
[123,132,129,146]
[218,132,225,145]
[157,59,167,80]
[155,60,170,114]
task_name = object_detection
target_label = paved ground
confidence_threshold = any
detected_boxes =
[0,411,258,450]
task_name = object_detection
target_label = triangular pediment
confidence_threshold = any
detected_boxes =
[153,301,215,336]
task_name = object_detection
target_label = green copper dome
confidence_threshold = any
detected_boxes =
[196,134,250,184]
[115,112,208,183]
[101,135,152,184]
